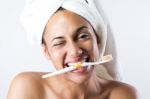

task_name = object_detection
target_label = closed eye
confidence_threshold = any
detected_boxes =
[51,36,65,47]
[53,41,65,46]
[53,42,63,46]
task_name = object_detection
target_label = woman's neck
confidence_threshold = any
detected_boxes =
[52,72,102,99]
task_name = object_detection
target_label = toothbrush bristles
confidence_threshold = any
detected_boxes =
[102,55,113,61]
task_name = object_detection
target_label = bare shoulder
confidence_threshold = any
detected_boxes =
[109,81,140,99]
[7,72,46,99]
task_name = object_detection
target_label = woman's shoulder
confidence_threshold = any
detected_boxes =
[108,80,140,99]
[7,72,47,99]
[10,72,46,86]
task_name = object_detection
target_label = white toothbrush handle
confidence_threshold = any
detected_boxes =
[42,66,76,78]
[82,59,111,66]
[42,55,112,78]
[42,59,109,78]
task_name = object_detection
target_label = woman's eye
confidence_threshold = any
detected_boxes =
[78,33,90,40]
[53,41,64,46]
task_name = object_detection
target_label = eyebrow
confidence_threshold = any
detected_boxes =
[75,26,88,34]
[51,36,64,42]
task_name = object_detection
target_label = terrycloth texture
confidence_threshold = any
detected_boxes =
[20,0,119,80]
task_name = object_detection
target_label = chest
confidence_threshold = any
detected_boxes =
[44,90,110,99]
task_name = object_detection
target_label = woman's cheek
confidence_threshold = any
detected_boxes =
[86,41,99,61]
[93,43,100,60]
[51,49,62,59]
[50,50,64,69]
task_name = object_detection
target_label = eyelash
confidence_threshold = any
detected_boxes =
[53,41,64,46]
[78,33,90,40]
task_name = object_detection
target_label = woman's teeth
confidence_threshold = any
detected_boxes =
[64,58,89,68]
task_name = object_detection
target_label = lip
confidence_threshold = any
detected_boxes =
[72,66,88,73]
[64,56,89,68]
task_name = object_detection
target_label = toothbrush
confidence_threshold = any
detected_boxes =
[42,55,113,78]
[68,55,113,67]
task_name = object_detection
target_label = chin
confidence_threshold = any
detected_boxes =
[66,66,94,84]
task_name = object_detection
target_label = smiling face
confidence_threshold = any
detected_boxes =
[42,10,101,83]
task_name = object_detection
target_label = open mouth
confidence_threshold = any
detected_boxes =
[64,56,91,73]
[64,57,90,68]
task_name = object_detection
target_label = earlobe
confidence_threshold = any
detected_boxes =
[42,44,51,60]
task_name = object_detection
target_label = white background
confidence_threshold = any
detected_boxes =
[0,0,149,98]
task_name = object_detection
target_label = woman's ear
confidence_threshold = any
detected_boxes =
[42,44,51,60]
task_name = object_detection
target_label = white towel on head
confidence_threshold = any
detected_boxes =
[20,0,107,56]
[20,0,66,45]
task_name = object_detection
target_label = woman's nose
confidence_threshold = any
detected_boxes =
[67,42,83,57]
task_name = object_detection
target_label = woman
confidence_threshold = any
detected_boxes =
[7,0,139,99]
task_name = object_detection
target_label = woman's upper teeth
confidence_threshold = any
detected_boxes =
[65,58,88,67]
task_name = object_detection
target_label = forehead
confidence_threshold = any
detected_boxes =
[51,9,89,22]
[45,9,93,32]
